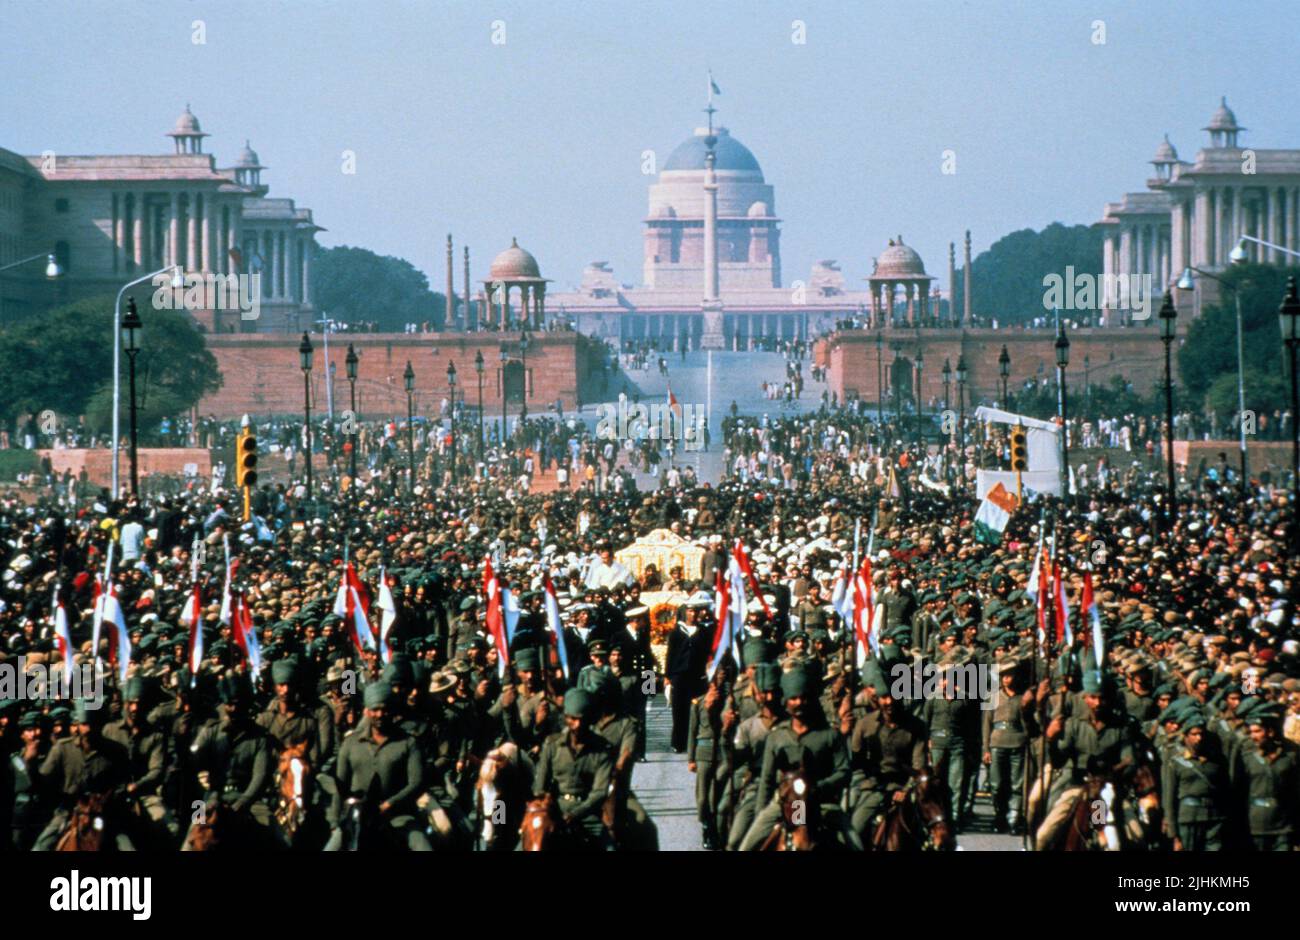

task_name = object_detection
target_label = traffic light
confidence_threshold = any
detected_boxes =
[1009,426,1028,472]
[237,426,258,488]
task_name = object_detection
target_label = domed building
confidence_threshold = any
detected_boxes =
[868,236,935,326]
[643,126,781,290]
[482,237,549,329]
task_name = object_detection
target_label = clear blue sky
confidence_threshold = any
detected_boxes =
[3,1,1297,295]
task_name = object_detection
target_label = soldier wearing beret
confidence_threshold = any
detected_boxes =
[104,676,175,845]
[688,663,733,850]
[982,659,1036,833]
[1232,705,1299,850]
[490,647,558,759]
[1161,708,1230,850]
[185,678,275,848]
[582,667,657,850]
[725,661,782,850]
[846,685,927,846]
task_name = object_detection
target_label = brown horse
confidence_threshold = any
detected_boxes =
[272,740,319,848]
[871,768,956,852]
[520,793,564,851]
[1056,763,1164,852]
[758,769,820,851]
[55,793,111,851]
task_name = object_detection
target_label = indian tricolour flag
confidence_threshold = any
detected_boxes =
[973,482,1019,545]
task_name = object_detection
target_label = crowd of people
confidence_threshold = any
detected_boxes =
[0,388,1297,853]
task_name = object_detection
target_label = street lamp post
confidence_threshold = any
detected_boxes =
[345,343,359,484]
[474,349,485,460]
[499,342,508,446]
[299,332,314,501]
[955,354,968,488]
[121,298,142,498]
[942,357,951,412]
[1158,293,1178,524]
[998,344,1010,410]
[111,264,181,497]
[519,327,531,425]
[1177,260,1249,495]
[1279,277,1300,554]
[447,360,458,486]
[875,331,884,423]
[403,360,416,493]
[914,346,924,449]
[1055,324,1070,501]
[892,345,902,424]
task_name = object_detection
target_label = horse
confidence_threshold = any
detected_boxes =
[1056,762,1164,852]
[520,793,564,851]
[272,740,324,849]
[758,768,820,851]
[338,796,384,851]
[55,793,111,852]
[871,768,956,852]
[475,743,534,851]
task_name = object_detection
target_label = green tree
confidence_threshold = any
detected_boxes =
[0,294,221,434]
[1177,263,1294,409]
[952,223,1104,325]
[1205,369,1288,419]
[310,245,449,331]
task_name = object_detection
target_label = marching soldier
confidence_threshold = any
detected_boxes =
[104,676,175,845]
[848,688,927,845]
[533,688,616,851]
[726,661,781,850]
[688,665,731,849]
[1162,709,1231,851]
[1233,703,1299,850]
[186,678,274,849]
[982,658,1035,833]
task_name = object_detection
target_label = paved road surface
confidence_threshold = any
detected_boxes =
[630,693,1022,851]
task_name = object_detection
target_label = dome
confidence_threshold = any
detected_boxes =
[168,104,206,137]
[235,140,262,168]
[746,200,769,218]
[1204,96,1242,132]
[663,127,762,175]
[1151,133,1178,164]
[489,237,542,280]
[873,238,928,278]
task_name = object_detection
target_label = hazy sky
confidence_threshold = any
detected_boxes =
[4,1,1297,296]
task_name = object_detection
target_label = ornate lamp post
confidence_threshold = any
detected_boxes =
[447,359,458,486]
[955,354,968,488]
[1158,292,1178,523]
[941,357,951,412]
[499,341,508,446]
[875,331,884,422]
[998,344,1010,410]
[474,349,485,460]
[1055,323,1071,501]
[519,326,531,425]
[121,298,142,498]
[403,360,416,493]
[1279,278,1300,553]
[298,332,314,500]
[914,346,924,448]
[345,343,359,484]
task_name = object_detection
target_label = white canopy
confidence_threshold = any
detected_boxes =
[972,406,1059,434]
[972,406,1061,474]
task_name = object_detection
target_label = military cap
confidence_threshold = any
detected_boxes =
[563,688,595,719]
[381,659,414,687]
[754,662,781,692]
[122,676,148,702]
[448,658,472,677]
[780,666,819,702]
[428,670,456,695]
[743,638,775,667]
[624,605,649,619]
[17,710,43,730]
[1245,703,1283,726]
[218,677,252,705]
[363,682,393,708]
[72,699,106,724]
[514,648,541,673]
[586,638,610,657]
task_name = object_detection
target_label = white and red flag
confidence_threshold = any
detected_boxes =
[1052,561,1072,648]
[1083,571,1104,670]
[52,582,71,667]
[333,561,375,653]
[376,566,398,663]
[483,556,509,678]
[543,574,569,682]
[182,538,204,678]
[708,559,745,679]
[731,541,771,618]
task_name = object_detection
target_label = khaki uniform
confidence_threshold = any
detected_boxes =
[533,729,615,850]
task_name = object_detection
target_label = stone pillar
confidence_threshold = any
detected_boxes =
[1134,224,1146,276]
[445,235,455,329]
[226,207,238,275]
[463,246,473,331]
[113,194,124,273]
[132,194,144,269]
[202,196,214,273]
[947,242,956,326]
[886,282,896,322]
[1118,226,1132,279]
[962,230,972,327]
[1291,187,1300,255]
[302,240,312,304]
[1194,188,1211,268]
[1169,203,1184,282]
[185,194,199,273]
[906,282,916,326]
[262,232,272,299]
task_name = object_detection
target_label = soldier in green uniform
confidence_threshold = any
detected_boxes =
[982,658,1035,833]
[185,678,274,849]
[28,699,136,850]
[688,665,732,849]
[793,582,832,634]
[326,683,430,850]
[924,657,975,828]
[532,688,615,851]
[257,658,330,768]
[725,661,781,850]
[848,687,927,845]
[582,667,658,850]
[490,647,558,759]
[740,667,854,850]
[1233,703,1299,850]
[1161,708,1230,851]
[104,676,175,845]
[9,711,52,850]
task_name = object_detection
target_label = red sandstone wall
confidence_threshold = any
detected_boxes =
[827,327,1174,407]
[200,332,596,420]
[38,449,211,487]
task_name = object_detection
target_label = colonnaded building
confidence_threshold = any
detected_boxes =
[1100,98,1300,320]
[0,106,322,331]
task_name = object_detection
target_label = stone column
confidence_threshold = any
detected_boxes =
[112,194,123,273]
[947,242,956,326]
[1169,203,1184,281]
[202,196,214,273]
[262,231,272,298]
[132,194,144,269]
[445,235,455,329]
[962,230,972,327]
[1273,187,1285,261]
[185,194,198,273]
[463,246,473,331]
[227,207,239,276]
[906,282,916,326]
[1134,224,1146,276]
[886,282,895,323]
[1118,226,1132,279]
[1291,187,1300,255]
[1193,189,1211,267]
[302,239,312,304]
